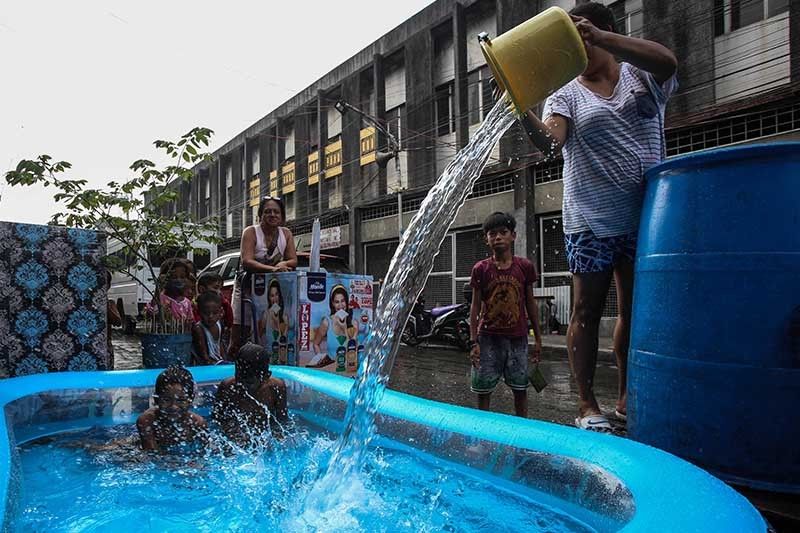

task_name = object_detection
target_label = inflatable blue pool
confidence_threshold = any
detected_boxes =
[0,367,765,531]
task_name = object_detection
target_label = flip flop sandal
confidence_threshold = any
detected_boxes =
[575,414,613,432]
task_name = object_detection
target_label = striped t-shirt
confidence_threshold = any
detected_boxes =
[543,62,678,238]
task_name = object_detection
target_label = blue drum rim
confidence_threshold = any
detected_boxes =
[646,141,800,181]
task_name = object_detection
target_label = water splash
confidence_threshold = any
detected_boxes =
[297,97,517,514]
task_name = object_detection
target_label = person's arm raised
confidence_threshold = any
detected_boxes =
[572,15,677,84]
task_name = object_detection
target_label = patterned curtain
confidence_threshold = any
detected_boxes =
[0,222,108,377]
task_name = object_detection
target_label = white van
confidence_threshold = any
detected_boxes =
[107,236,217,332]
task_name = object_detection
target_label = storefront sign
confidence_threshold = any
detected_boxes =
[320,226,341,249]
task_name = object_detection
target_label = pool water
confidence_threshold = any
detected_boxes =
[16,421,596,532]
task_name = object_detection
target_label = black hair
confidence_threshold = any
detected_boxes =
[197,290,222,311]
[197,272,223,289]
[570,2,616,33]
[269,279,285,316]
[258,196,286,223]
[155,365,195,398]
[164,278,187,298]
[482,212,516,234]
[237,342,270,367]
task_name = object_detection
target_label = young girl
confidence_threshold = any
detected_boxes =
[256,279,292,364]
[308,284,358,368]
[192,291,226,365]
[258,280,289,342]
[157,278,195,322]
[136,366,207,454]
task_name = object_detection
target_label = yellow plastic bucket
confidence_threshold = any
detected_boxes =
[480,7,587,115]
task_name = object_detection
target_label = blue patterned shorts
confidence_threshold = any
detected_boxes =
[564,232,637,274]
[471,334,529,394]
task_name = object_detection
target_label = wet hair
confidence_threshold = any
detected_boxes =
[155,365,195,398]
[197,272,223,290]
[197,290,221,311]
[258,197,286,223]
[164,278,187,299]
[235,342,270,375]
[482,212,516,234]
[570,2,616,33]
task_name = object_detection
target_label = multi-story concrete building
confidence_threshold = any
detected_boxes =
[169,0,798,331]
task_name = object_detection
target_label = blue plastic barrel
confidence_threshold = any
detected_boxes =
[629,142,800,493]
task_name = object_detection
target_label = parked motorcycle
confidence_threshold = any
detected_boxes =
[401,284,471,350]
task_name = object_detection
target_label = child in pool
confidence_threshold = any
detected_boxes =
[212,343,288,445]
[191,291,226,365]
[308,284,358,368]
[136,366,208,453]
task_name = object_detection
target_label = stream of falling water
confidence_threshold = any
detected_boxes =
[290,97,516,526]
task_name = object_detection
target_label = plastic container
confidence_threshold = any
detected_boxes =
[140,333,193,369]
[479,7,587,114]
[628,142,800,493]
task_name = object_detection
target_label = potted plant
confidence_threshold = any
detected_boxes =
[5,127,221,368]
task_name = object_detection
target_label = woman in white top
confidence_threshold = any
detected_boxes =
[231,196,297,354]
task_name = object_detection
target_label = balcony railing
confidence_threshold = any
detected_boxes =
[281,162,295,193]
[308,151,320,185]
[269,169,279,196]
[325,139,342,178]
[248,175,260,207]
[360,127,376,166]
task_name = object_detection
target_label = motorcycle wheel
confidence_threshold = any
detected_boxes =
[455,320,470,351]
[402,323,421,346]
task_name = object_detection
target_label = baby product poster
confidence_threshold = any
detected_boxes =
[299,274,373,375]
[249,272,298,366]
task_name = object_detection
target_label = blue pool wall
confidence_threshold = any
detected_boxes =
[0,367,765,532]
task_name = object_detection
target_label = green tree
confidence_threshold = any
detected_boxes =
[5,127,221,333]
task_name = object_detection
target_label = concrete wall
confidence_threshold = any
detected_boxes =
[360,190,514,244]
[714,12,791,103]
[644,0,716,118]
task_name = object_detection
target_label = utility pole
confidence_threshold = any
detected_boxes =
[397,190,403,238]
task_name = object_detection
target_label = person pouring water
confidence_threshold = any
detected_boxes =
[507,2,677,430]
[230,196,298,355]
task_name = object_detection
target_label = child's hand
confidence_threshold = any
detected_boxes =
[469,343,480,368]
[530,339,542,364]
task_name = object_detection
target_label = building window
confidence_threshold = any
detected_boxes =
[623,0,643,37]
[251,148,260,175]
[386,105,403,148]
[328,176,343,208]
[467,66,493,126]
[435,82,455,137]
[714,0,789,36]
[309,183,319,214]
[284,192,295,221]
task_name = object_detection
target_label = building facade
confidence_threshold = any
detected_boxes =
[167,0,798,329]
